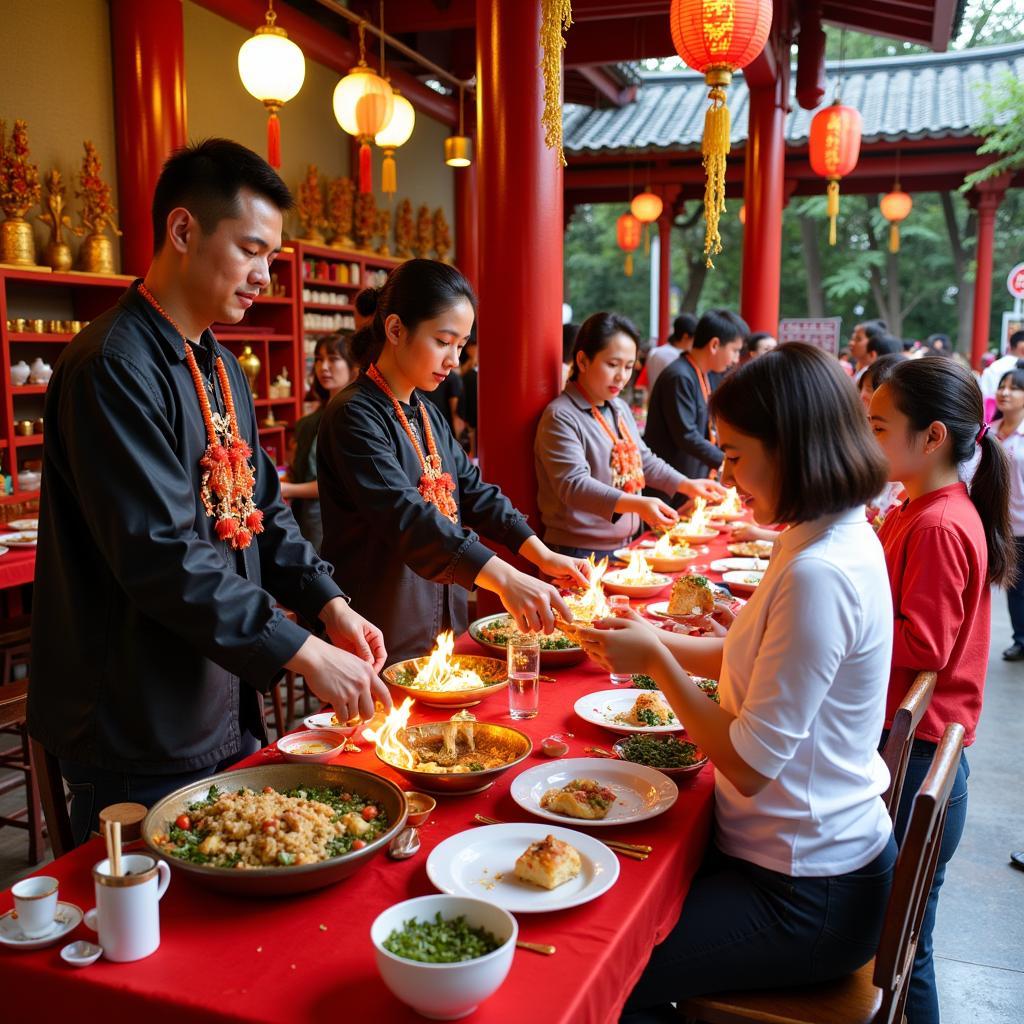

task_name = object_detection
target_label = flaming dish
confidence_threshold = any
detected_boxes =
[668,498,720,543]
[603,550,672,599]
[708,487,746,521]
[617,531,699,573]
[368,701,533,795]
[382,632,508,709]
[556,557,612,642]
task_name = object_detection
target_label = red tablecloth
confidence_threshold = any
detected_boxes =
[0,525,750,1023]
[0,545,34,590]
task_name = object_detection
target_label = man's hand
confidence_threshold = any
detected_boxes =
[475,558,573,634]
[320,597,386,672]
[287,635,392,723]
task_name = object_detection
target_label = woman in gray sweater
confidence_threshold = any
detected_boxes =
[535,312,725,560]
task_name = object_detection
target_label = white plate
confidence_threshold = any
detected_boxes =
[0,902,83,949]
[709,557,769,572]
[574,689,684,735]
[6,518,38,531]
[510,757,678,827]
[721,569,765,594]
[1,532,36,547]
[426,822,620,913]
[302,711,359,736]
[601,570,671,599]
[0,546,8,558]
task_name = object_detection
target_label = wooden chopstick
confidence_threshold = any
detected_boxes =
[472,813,651,858]
[103,820,115,872]
[517,940,556,955]
[111,819,122,877]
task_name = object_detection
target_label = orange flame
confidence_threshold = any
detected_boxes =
[364,696,417,768]
[613,549,661,584]
[410,631,486,692]
[564,555,611,622]
[670,497,709,538]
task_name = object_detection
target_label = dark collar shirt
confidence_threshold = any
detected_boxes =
[317,373,534,664]
[28,282,343,774]
[643,353,725,486]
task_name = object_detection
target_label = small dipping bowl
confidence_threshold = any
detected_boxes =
[403,791,437,826]
[61,940,102,967]
[541,735,570,757]
[277,729,346,764]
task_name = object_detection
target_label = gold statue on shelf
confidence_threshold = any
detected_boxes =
[74,141,121,274]
[238,345,261,398]
[433,207,451,263]
[413,204,433,259]
[38,169,73,272]
[296,165,326,244]
[0,119,42,267]
[395,198,414,259]
[354,191,377,252]
[376,206,392,257]
[327,176,355,249]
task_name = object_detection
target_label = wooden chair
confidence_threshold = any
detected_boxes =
[29,734,74,859]
[0,681,44,862]
[676,722,966,1024]
[880,671,938,819]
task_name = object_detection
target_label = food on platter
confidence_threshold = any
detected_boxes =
[617,692,676,728]
[728,540,774,559]
[632,673,658,690]
[667,574,714,618]
[540,778,617,820]
[556,557,612,640]
[329,712,362,729]
[152,783,389,868]
[475,614,578,651]
[668,497,718,539]
[391,631,495,692]
[708,486,745,519]
[695,677,720,703]
[513,834,583,890]
[614,734,705,771]
[606,549,666,587]
[382,912,503,963]
[288,740,334,755]
[649,531,696,560]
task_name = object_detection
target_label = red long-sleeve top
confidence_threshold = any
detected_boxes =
[877,483,989,746]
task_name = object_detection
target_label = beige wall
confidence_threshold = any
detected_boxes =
[0,0,119,269]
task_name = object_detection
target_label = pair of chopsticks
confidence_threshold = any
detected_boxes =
[472,813,652,860]
[104,819,122,876]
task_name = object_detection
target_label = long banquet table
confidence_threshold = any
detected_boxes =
[0,527,752,1023]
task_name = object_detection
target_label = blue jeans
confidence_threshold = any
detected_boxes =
[620,833,898,1022]
[60,727,263,847]
[1006,537,1024,645]
[888,739,970,1024]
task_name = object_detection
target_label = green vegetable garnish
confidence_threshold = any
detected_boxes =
[632,674,658,690]
[383,913,502,963]
[617,735,702,769]
[636,707,675,727]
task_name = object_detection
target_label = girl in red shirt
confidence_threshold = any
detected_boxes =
[869,357,1014,1024]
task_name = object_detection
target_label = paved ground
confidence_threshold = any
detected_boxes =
[1,601,1021,1019]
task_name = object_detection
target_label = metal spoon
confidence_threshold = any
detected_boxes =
[388,826,421,860]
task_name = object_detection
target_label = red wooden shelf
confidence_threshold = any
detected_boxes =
[11,385,47,395]
[13,435,43,446]
[303,276,361,290]
[303,302,354,311]
[7,332,74,343]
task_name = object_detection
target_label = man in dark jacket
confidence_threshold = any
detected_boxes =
[644,308,747,500]
[29,140,390,843]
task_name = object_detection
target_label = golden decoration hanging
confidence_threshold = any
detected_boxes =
[540,0,573,167]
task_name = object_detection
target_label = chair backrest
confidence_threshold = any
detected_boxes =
[29,735,75,860]
[0,679,28,728]
[880,670,938,819]
[872,722,964,1024]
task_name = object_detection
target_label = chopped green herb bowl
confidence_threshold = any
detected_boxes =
[142,764,407,896]
[371,895,517,1020]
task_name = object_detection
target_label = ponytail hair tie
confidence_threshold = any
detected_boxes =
[976,423,990,445]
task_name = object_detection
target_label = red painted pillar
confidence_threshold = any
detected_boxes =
[454,151,479,293]
[969,182,1007,368]
[475,0,562,527]
[740,77,786,334]
[657,211,673,344]
[110,0,187,276]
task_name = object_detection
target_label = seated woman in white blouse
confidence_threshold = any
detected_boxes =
[578,343,897,1017]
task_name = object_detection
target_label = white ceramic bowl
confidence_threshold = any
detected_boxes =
[276,729,345,764]
[602,569,672,599]
[371,894,517,1020]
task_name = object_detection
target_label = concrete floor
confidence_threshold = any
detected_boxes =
[1,603,1022,1019]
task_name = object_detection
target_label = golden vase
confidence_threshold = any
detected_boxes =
[0,216,37,267]
[238,345,261,398]
[78,232,115,274]
[43,240,72,273]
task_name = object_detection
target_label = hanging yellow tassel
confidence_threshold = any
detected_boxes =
[625,252,633,277]
[826,178,840,246]
[540,0,573,167]
[702,78,731,269]
[381,151,397,195]
[889,223,900,253]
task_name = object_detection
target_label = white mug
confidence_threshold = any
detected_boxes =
[86,854,170,962]
[11,875,59,938]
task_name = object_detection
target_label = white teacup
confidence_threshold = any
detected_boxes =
[11,876,59,938]
[86,854,170,962]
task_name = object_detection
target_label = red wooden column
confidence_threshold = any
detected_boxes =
[475,0,562,525]
[454,151,479,292]
[740,75,786,334]
[968,178,1008,368]
[110,0,188,276]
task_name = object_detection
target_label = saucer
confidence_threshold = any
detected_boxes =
[0,902,83,949]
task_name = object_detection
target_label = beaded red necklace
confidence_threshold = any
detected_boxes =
[575,383,645,494]
[138,282,264,550]
[366,363,459,523]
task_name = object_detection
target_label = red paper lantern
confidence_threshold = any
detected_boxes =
[617,212,642,276]
[809,101,862,245]
[669,0,773,266]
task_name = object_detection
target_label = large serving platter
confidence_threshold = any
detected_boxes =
[468,613,586,667]
[142,764,407,896]
[382,654,508,709]
[426,822,620,913]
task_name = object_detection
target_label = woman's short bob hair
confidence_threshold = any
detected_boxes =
[709,342,888,524]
